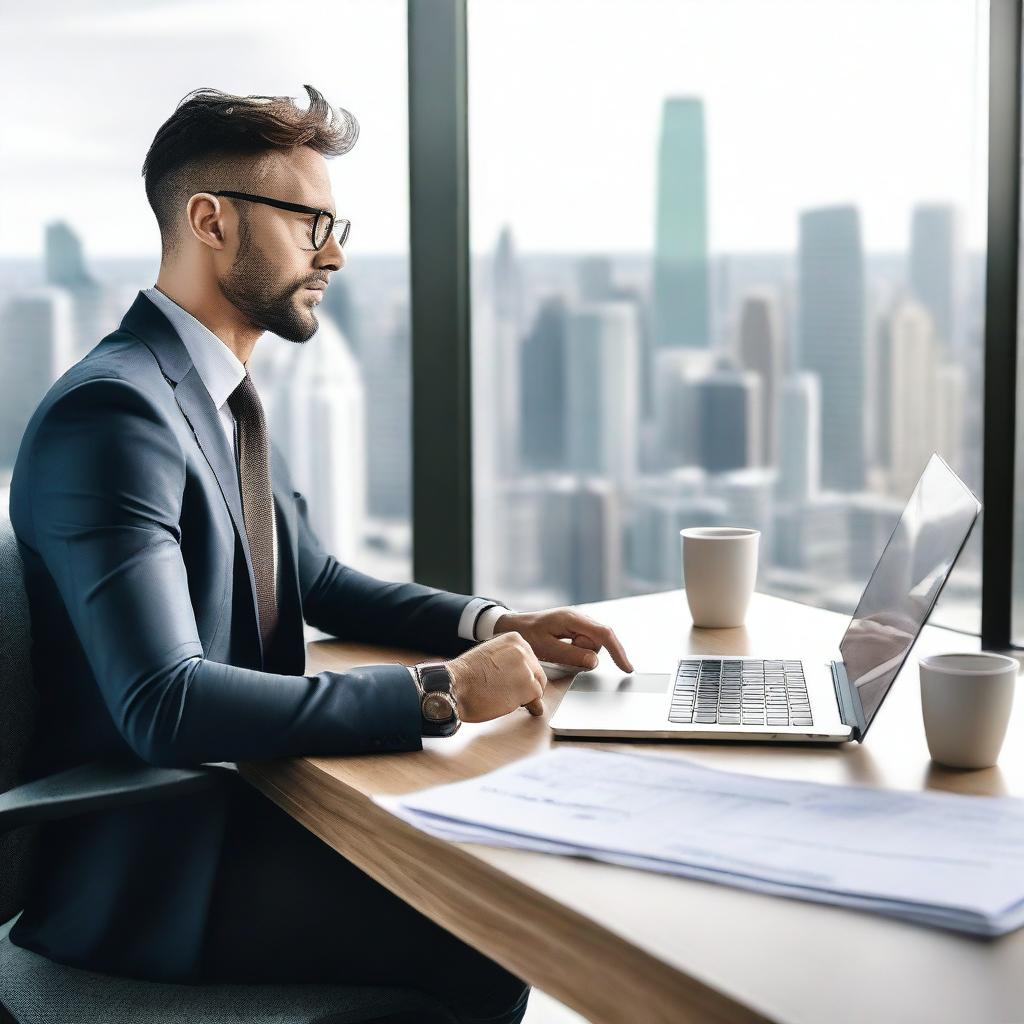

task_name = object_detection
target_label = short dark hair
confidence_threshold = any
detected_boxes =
[142,84,358,261]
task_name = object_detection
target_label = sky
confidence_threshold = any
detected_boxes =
[0,0,989,259]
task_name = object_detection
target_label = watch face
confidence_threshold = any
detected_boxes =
[423,692,455,722]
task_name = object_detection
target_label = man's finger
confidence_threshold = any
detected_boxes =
[580,619,634,673]
[524,696,545,716]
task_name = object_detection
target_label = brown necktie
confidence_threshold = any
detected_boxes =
[228,370,278,651]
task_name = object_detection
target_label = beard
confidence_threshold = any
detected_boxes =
[217,217,320,344]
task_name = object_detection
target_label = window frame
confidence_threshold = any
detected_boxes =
[407,0,1023,644]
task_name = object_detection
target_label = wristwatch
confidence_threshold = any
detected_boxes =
[413,663,461,737]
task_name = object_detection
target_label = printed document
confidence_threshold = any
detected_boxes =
[377,748,1024,935]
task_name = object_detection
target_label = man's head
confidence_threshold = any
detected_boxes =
[142,84,356,344]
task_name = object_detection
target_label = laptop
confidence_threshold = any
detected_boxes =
[550,453,981,744]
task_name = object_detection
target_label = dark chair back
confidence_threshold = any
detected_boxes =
[0,506,39,924]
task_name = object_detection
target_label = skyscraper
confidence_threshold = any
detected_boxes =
[651,348,715,470]
[260,317,367,565]
[0,289,77,474]
[776,372,821,504]
[541,476,623,604]
[694,362,761,473]
[909,203,962,355]
[653,97,709,349]
[878,299,938,497]
[44,220,112,361]
[565,302,639,482]
[737,289,784,465]
[363,305,412,521]
[491,226,526,473]
[798,205,867,491]
[519,295,568,470]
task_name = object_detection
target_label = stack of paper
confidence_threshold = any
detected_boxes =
[376,748,1024,936]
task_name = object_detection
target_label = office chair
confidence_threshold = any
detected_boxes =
[0,509,455,1024]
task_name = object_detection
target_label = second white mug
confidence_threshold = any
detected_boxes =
[681,526,760,628]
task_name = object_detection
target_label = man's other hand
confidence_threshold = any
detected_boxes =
[494,607,634,675]
[445,632,548,722]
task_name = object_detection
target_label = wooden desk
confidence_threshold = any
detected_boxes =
[239,591,1024,1024]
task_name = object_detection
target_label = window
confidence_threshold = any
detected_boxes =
[0,0,412,582]
[468,0,988,631]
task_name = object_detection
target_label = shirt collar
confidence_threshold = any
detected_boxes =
[142,286,246,411]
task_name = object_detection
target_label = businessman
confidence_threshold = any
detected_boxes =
[7,85,633,1024]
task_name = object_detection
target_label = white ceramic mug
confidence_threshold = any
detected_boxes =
[918,652,1019,769]
[680,527,760,628]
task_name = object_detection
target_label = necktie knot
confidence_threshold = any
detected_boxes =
[228,370,262,419]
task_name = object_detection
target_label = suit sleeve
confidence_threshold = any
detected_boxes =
[283,448,503,658]
[25,376,422,768]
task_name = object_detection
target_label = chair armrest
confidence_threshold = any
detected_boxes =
[0,761,237,833]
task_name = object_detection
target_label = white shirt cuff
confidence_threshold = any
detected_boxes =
[473,603,508,641]
[456,598,512,642]
[457,597,489,641]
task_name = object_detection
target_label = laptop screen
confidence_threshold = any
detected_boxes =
[839,454,981,734]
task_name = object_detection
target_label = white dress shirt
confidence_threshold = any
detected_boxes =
[141,286,511,678]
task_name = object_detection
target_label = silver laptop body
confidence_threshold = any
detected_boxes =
[550,454,981,744]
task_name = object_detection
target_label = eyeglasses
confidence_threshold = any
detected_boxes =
[202,190,350,251]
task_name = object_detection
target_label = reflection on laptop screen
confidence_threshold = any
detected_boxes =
[839,454,981,732]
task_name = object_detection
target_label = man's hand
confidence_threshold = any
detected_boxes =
[445,632,548,722]
[493,607,635,674]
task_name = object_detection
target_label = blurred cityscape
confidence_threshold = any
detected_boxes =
[470,96,984,633]
[0,238,417,585]
[0,93,984,633]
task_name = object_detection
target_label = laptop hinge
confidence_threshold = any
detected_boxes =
[831,660,865,741]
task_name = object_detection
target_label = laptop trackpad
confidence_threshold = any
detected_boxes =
[569,671,671,694]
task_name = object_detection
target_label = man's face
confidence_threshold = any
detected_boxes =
[216,146,344,344]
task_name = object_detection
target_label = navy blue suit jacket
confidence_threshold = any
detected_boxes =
[8,291,491,980]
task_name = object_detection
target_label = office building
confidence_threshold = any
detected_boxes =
[0,289,77,474]
[44,221,114,361]
[652,97,710,349]
[491,226,526,474]
[909,203,962,355]
[877,299,940,498]
[798,205,867,491]
[736,290,785,464]
[772,494,850,581]
[651,348,716,469]
[565,302,640,482]
[542,475,623,604]
[694,362,761,473]
[519,295,568,471]
[260,317,368,565]
[363,307,412,522]
[776,372,821,503]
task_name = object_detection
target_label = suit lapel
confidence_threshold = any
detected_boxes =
[119,292,264,663]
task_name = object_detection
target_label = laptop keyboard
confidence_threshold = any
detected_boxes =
[669,659,814,727]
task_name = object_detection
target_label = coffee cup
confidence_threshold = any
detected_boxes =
[680,527,759,628]
[918,652,1018,769]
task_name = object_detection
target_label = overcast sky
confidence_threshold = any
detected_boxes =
[0,0,988,260]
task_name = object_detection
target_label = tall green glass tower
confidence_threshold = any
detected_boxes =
[653,97,709,349]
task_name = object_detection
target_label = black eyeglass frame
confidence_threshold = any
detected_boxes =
[202,190,350,250]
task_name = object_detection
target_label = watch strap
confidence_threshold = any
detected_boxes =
[414,663,460,737]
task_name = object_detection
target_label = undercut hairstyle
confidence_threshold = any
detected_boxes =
[142,84,358,261]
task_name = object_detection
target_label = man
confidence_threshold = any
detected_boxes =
[7,84,633,1023]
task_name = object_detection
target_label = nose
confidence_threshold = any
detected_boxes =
[318,232,345,271]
